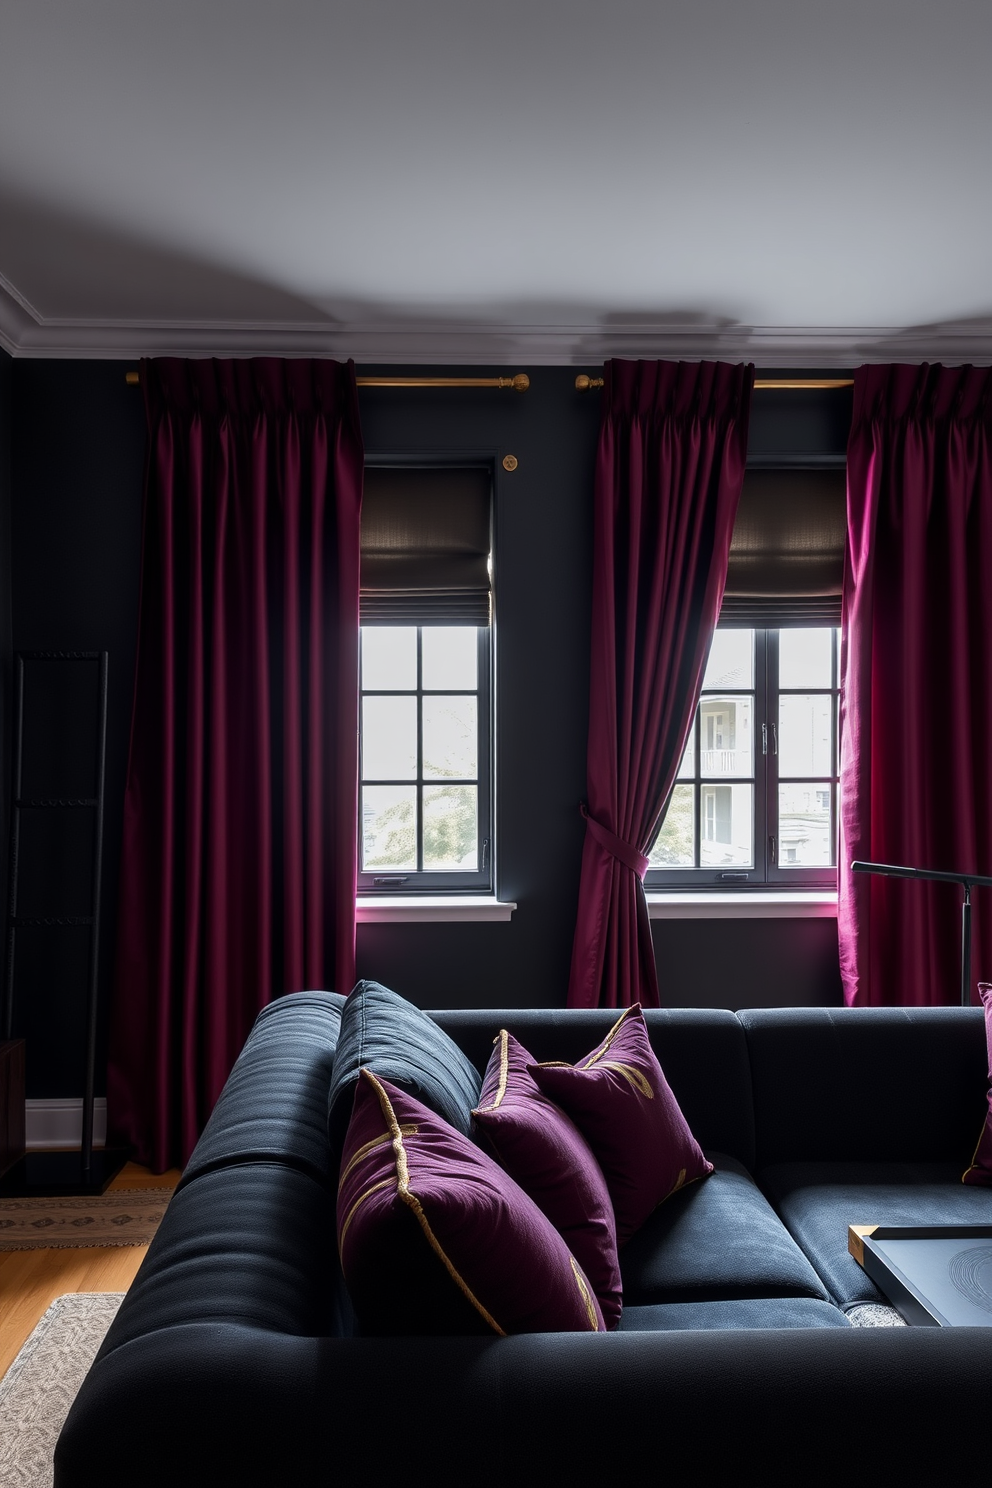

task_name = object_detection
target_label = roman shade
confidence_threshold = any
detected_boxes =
[720,468,846,626]
[360,466,492,625]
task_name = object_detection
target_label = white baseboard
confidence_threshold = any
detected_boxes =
[25,1099,107,1150]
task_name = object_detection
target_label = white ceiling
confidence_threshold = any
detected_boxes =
[1,0,991,365]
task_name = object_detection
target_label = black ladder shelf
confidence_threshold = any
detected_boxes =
[0,651,129,1194]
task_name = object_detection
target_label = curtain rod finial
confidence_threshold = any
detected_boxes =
[575,375,604,392]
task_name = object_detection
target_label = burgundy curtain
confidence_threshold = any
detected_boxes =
[108,357,364,1169]
[567,360,753,1009]
[839,363,992,1006]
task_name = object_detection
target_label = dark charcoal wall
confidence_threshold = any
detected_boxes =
[0,349,12,965]
[10,361,145,1097]
[5,360,845,1098]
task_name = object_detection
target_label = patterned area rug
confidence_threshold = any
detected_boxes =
[0,1190,173,1250]
[0,1292,124,1488]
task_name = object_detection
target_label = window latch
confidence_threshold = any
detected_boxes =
[761,723,768,755]
[373,876,409,887]
[769,835,777,865]
[481,838,490,871]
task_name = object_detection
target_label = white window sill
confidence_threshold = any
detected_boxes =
[356,895,517,924]
[647,892,837,920]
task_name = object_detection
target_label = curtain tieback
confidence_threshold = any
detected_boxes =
[580,804,650,880]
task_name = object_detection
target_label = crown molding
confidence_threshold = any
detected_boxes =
[2,280,991,367]
[0,273,38,356]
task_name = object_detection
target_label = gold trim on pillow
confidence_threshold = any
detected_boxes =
[338,1125,419,1191]
[569,1257,601,1332]
[961,1117,991,1183]
[361,1068,507,1337]
[339,1177,395,1256]
[597,1060,654,1098]
[581,1004,639,1069]
[475,1029,510,1112]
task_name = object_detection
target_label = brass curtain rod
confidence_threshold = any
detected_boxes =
[124,369,852,393]
[124,370,530,392]
[575,375,854,392]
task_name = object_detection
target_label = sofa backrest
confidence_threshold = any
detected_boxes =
[429,1006,757,1170]
[737,1005,988,1168]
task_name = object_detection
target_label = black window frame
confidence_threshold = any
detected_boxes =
[645,625,840,891]
[357,454,496,896]
[358,621,493,894]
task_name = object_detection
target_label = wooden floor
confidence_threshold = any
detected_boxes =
[0,1162,181,1378]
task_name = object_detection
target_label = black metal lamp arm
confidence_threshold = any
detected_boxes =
[851,860,992,1007]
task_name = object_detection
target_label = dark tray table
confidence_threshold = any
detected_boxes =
[849,1224,992,1327]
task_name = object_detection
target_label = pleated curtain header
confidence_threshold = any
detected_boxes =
[720,467,846,626]
[360,466,492,625]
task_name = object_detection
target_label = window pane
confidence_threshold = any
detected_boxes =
[676,729,695,780]
[423,785,478,870]
[649,784,695,868]
[362,785,417,869]
[362,627,417,690]
[362,696,417,779]
[780,628,832,689]
[779,784,833,866]
[703,629,753,690]
[422,627,477,690]
[422,696,477,779]
[779,694,833,776]
[699,696,752,777]
[700,784,753,867]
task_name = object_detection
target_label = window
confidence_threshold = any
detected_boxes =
[647,626,840,889]
[358,463,493,894]
[358,624,492,891]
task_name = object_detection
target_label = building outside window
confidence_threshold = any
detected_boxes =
[647,626,840,888]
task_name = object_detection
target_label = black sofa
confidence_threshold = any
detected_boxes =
[57,992,992,1486]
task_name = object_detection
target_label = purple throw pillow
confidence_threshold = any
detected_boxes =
[962,981,992,1186]
[472,1030,622,1328]
[530,1004,713,1245]
[337,1069,606,1335]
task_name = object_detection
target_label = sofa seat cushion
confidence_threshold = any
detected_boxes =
[328,981,482,1159]
[618,1297,850,1331]
[180,991,346,1191]
[760,1160,992,1307]
[619,1152,830,1304]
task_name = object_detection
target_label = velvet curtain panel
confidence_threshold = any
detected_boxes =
[109,358,364,1169]
[839,363,992,1007]
[567,360,753,1010]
